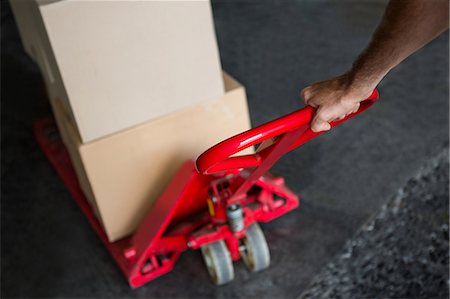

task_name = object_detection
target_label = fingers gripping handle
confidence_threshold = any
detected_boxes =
[196,89,379,175]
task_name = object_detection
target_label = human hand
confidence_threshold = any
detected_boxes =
[301,74,375,132]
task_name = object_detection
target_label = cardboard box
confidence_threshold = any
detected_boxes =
[10,0,224,142]
[50,97,102,217]
[54,73,252,242]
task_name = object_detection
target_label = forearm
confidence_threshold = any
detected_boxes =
[348,0,449,91]
[302,0,449,132]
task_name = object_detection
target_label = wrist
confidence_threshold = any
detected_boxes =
[343,70,381,102]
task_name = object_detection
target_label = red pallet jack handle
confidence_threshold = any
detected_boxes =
[197,89,379,202]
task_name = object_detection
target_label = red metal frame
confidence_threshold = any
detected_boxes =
[196,89,379,175]
[33,89,378,288]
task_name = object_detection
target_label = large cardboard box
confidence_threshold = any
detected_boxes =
[55,73,252,242]
[10,0,224,142]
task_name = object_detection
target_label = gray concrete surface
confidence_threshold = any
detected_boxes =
[2,0,448,298]
[300,150,449,299]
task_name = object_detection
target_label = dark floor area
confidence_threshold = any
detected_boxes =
[2,0,449,298]
[301,150,449,299]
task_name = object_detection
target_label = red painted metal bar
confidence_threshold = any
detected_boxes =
[127,161,202,282]
[228,125,309,203]
[196,89,379,175]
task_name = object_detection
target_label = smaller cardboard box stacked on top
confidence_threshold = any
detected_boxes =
[11,0,252,242]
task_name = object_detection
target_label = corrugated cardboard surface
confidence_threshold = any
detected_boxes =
[50,98,102,217]
[56,73,252,242]
[11,0,224,143]
[10,0,83,128]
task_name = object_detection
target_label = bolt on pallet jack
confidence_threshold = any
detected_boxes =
[34,89,378,288]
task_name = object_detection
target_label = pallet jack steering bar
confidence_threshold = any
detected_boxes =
[196,89,379,203]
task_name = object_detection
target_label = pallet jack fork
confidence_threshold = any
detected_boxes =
[34,89,378,288]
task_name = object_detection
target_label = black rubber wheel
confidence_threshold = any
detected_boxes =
[241,223,271,272]
[201,240,234,285]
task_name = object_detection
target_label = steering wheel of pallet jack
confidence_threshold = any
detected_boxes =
[196,89,379,175]
[201,240,234,285]
[240,223,271,272]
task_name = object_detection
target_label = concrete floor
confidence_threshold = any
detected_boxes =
[1,0,448,298]
[301,150,449,298]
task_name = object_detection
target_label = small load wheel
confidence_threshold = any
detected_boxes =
[241,223,271,272]
[201,240,234,285]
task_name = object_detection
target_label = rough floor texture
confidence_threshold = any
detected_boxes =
[2,0,448,298]
[300,150,449,299]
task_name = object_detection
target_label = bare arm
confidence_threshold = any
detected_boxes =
[302,0,449,132]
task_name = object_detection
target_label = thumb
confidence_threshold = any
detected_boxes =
[311,115,331,132]
[311,106,332,132]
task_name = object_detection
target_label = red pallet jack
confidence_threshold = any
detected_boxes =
[34,89,378,288]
